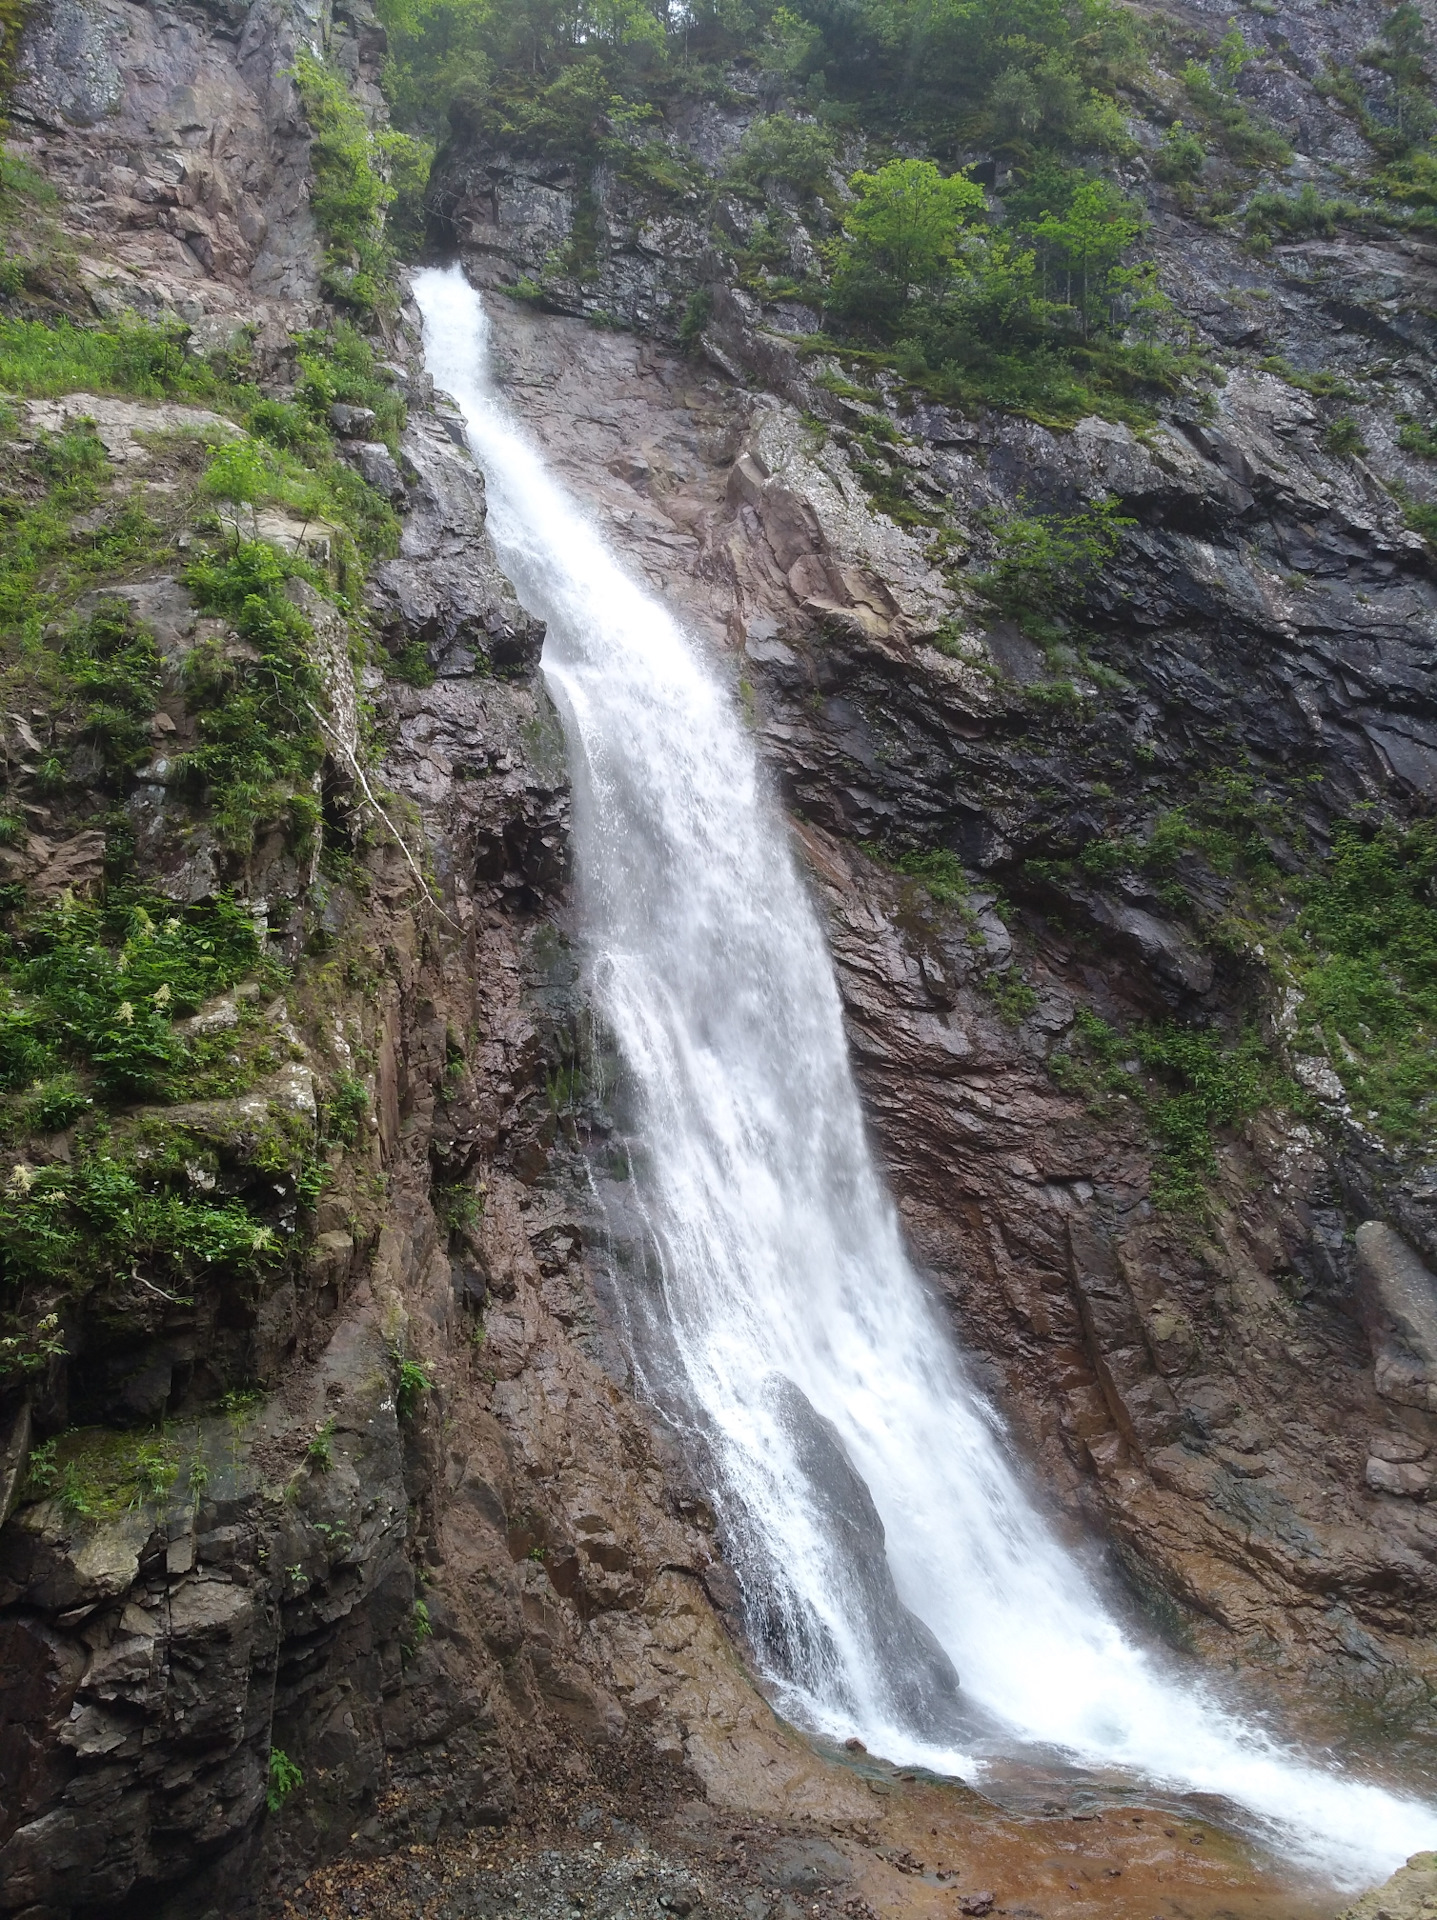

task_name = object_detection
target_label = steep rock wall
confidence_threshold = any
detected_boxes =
[6,0,1437,1911]
[444,199,1437,1768]
[0,9,870,1917]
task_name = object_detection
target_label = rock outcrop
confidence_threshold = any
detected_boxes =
[1340,1851,1437,1920]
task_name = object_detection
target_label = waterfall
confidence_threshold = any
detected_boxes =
[413,263,1437,1891]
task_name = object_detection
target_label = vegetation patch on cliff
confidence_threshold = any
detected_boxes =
[1279,819,1437,1151]
[179,540,328,854]
[23,1423,180,1516]
[294,51,432,317]
[1051,1008,1277,1211]
[0,891,307,1382]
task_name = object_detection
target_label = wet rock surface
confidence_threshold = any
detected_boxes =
[9,0,333,340]
[465,257,1437,1767]
[0,5,874,1913]
[275,1777,1336,1920]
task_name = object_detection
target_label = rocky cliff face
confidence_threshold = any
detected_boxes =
[429,0,1437,1784]
[4,0,1437,1915]
[0,10,875,1918]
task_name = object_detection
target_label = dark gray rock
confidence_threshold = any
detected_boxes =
[329,402,378,437]
[755,1375,966,1744]
[353,440,408,503]
[368,413,544,676]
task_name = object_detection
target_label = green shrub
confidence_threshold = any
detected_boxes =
[975,495,1132,625]
[1357,3,1435,155]
[1181,55,1292,168]
[1026,175,1146,339]
[20,1073,91,1132]
[247,398,324,452]
[1322,415,1367,457]
[678,287,713,349]
[0,315,225,402]
[384,637,435,686]
[1282,820,1437,1147]
[294,324,406,448]
[1397,419,1437,457]
[726,115,837,200]
[0,1150,279,1294]
[813,152,1172,426]
[199,419,400,571]
[1245,181,1357,239]
[200,438,274,508]
[293,52,399,316]
[0,892,262,1097]
[266,1748,303,1813]
[892,846,968,904]
[0,1308,64,1381]
[984,968,1039,1025]
[1401,495,1437,547]
[20,1425,179,1513]
[1260,355,1357,402]
[319,1074,369,1146]
[394,1355,432,1419]
[1055,1008,1274,1209]
[292,51,429,300]
[1135,1023,1270,1209]
[63,602,164,779]
[1375,149,1437,214]
[1154,121,1207,184]
[379,127,434,255]
[432,1180,479,1236]
[0,425,168,649]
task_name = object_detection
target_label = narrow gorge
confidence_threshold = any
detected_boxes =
[0,0,1436,1916]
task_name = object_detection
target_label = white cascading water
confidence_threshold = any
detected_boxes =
[414,263,1437,1890]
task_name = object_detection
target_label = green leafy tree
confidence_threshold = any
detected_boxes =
[726,114,837,199]
[830,158,987,329]
[1362,2,1435,148]
[1030,175,1142,334]
[830,0,1139,126]
[988,52,1086,146]
[757,5,823,76]
[1215,21,1254,85]
[378,0,667,136]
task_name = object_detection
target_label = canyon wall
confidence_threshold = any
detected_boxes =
[427,0,1437,1774]
[0,10,865,1917]
[1,0,1436,1913]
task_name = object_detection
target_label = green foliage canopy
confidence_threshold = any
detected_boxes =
[830,159,987,323]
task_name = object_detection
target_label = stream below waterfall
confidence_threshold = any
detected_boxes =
[413,261,1437,1896]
